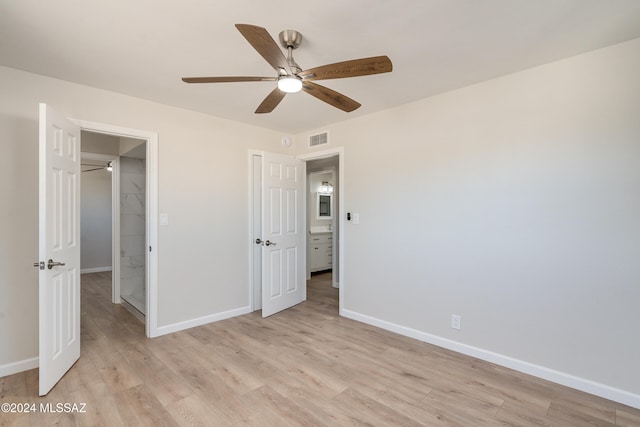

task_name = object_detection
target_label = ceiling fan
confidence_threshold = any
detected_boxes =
[182,24,393,114]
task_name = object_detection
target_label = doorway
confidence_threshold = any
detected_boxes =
[307,158,338,288]
[250,147,344,315]
[80,131,147,321]
[75,120,159,337]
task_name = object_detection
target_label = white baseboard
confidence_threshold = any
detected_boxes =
[0,357,38,378]
[80,266,112,274]
[341,308,640,410]
[153,306,252,337]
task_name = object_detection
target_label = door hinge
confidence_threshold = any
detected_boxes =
[149,246,152,252]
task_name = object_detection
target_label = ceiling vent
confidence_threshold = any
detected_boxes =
[309,131,329,147]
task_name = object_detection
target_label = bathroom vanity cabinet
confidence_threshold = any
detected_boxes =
[308,233,332,272]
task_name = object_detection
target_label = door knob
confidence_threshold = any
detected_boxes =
[47,259,66,270]
[255,238,264,245]
[265,240,277,246]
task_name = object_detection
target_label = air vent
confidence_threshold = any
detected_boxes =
[309,132,328,147]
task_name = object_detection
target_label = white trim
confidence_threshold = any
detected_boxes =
[81,152,120,303]
[80,267,112,274]
[145,135,159,338]
[301,162,308,302]
[154,306,252,337]
[0,357,39,377]
[74,119,159,338]
[297,147,345,314]
[248,149,261,312]
[342,309,640,410]
[112,157,121,303]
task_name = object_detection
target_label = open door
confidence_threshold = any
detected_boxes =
[261,152,305,317]
[37,103,81,395]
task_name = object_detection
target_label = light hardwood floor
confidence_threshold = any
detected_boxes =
[1,271,639,426]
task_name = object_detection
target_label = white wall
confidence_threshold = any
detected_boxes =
[80,130,119,155]
[0,92,39,369]
[119,137,145,156]
[80,164,112,272]
[0,65,286,374]
[295,38,640,405]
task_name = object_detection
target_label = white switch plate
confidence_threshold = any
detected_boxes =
[159,213,169,226]
[451,314,461,330]
[353,213,360,224]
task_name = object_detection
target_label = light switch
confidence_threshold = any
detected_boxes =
[353,213,360,224]
[160,213,169,226]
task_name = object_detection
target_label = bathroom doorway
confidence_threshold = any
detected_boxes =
[307,158,338,288]
[297,148,344,315]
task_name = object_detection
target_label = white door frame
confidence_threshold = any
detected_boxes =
[249,147,345,315]
[250,152,263,311]
[80,152,120,303]
[74,119,159,338]
[297,147,344,315]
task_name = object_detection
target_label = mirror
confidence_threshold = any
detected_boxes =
[317,193,332,219]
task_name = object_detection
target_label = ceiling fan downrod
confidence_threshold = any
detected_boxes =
[279,30,303,74]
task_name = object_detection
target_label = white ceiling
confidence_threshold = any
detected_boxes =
[2,0,640,134]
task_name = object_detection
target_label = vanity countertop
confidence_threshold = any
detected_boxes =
[309,226,332,234]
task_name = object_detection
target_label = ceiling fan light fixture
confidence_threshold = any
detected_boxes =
[277,75,302,93]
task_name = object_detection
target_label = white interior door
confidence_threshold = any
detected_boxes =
[261,152,305,317]
[37,103,81,396]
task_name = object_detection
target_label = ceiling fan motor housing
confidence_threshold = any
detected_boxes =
[279,30,302,49]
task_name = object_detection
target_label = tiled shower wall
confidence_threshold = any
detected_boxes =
[120,156,145,313]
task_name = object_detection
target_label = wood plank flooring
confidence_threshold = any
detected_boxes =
[1,271,639,426]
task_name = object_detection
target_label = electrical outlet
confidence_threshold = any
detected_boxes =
[451,314,461,330]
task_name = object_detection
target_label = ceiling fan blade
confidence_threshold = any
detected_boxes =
[82,167,104,172]
[302,81,361,112]
[182,76,276,83]
[298,56,392,81]
[255,88,287,114]
[235,24,291,75]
